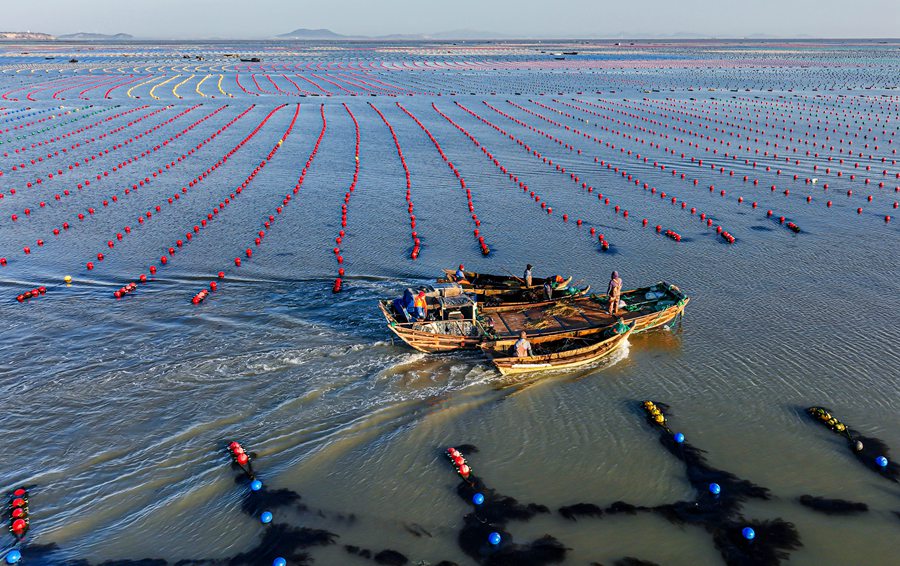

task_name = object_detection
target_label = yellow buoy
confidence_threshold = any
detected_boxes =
[64,275,72,284]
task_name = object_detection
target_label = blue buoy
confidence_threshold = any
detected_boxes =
[875,456,888,468]
[6,550,22,564]
[742,527,756,541]
[488,532,502,546]
[674,432,685,443]
[261,511,273,524]
[709,483,721,495]
[473,493,485,505]
[251,479,263,491]
[273,558,287,566]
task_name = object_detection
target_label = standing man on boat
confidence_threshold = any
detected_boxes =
[524,264,534,286]
[607,271,623,315]
[513,331,533,357]
[455,264,468,283]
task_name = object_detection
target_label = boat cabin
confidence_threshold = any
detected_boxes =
[389,284,477,324]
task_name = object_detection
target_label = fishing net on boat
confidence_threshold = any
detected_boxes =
[544,303,582,318]
[415,320,482,337]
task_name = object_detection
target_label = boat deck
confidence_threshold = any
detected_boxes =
[488,298,619,337]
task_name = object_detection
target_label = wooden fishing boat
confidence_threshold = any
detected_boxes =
[380,281,688,353]
[479,284,591,310]
[480,282,689,343]
[379,285,489,353]
[439,269,572,296]
[481,321,635,376]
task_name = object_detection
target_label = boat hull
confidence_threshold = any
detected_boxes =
[486,324,634,375]
[379,301,486,353]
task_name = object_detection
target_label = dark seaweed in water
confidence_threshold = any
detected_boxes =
[712,519,801,566]
[852,434,899,482]
[558,502,604,520]
[641,402,769,506]
[456,475,550,523]
[402,522,432,537]
[803,406,899,482]
[15,544,183,566]
[656,432,770,504]
[344,546,410,566]
[605,501,647,515]
[226,523,337,565]
[346,545,373,559]
[455,499,565,565]
[798,495,868,515]
[373,550,409,565]
[614,559,663,566]
[240,486,308,516]
[446,444,566,565]
[474,533,567,566]
[555,402,801,566]
[21,522,338,566]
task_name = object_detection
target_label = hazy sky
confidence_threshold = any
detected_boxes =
[5,0,899,39]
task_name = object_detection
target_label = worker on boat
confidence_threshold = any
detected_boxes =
[513,331,533,357]
[613,317,629,334]
[410,290,429,321]
[393,288,416,321]
[524,264,533,286]
[607,271,623,315]
[454,264,468,282]
[543,274,565,299]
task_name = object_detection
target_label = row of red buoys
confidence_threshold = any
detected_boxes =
[117,104,293,291]
[434,102,614,252]
[397,102,490,256]
[77,105,273,278]
[573,97,897,223]
[9,486,29,540]
[16,286,46,302]
[455,101,631,249]
[548,97,831,233]
[75,104,243,270]
[498,99,726,243]
[0,104,130,172]
[204,104,326,302]
[332,103,361,293]
[369,102,422,259]
[16,104,242,267]
[9,104,195,224]
[1,105,162,206]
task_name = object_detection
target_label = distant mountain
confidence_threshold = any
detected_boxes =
[0,31,54,40]
[58,33,134,40]
[277,28,349,40]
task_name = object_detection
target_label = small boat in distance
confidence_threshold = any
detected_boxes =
[481,321,635,376]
